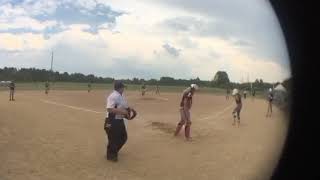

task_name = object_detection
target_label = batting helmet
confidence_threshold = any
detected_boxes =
[232,89,239,95]
[190,84,199,90]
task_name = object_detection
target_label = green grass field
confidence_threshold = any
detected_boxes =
[0,82,268,99]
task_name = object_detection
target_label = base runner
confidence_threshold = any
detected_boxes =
[174,84,199,141]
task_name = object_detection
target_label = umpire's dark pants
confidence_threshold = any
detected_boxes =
[106,118,127,159]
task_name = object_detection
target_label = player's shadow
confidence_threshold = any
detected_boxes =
[150,121,176,134]
[148,121,214,141]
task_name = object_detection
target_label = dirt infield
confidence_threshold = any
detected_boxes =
[0,90,288,180]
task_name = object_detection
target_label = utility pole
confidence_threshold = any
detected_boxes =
[49,51,54,83]
[50,51,53,72]
[248,72,252,92]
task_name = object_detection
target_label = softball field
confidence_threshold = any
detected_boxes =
[0,89,288,180]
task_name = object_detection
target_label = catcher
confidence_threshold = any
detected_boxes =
[174,84,199,141]
[104,81,137,162]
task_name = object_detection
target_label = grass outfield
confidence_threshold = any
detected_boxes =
[0,82,267,97]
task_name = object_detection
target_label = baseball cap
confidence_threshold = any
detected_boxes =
[114,81,126,90]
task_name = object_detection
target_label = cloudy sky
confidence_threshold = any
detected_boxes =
[0,0,290,83]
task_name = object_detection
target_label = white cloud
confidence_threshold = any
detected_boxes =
[0,33,25,51]
[98,26,163,62]
[0,16,57,31]
[0,3,27,18]
[75,0,97,10]
[0,32,46,51]
[25,0,58,16]
[0,0,291,82]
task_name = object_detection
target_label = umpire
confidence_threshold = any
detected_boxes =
[104,81,134,162]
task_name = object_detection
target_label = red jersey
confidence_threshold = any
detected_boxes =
[235,94,242,105]
[180,87,193,109]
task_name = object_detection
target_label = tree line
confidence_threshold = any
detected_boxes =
[0,67,281,90]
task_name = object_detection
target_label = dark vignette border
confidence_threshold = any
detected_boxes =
[269,1,316,179]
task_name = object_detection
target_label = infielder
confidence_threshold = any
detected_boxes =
[45,81,50,95]
[251,88,256,101]
[266,88,274,117]
[88,82,92,93]
[232,89,242,126]
[243,90,247,99]
[9,81,15,101]
[174,84,199,141]
[226,88,230,100]
[155,85,160,95]
[141,83,147,96]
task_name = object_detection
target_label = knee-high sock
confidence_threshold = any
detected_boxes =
[174,123,184,136]
[185,123,191,138]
